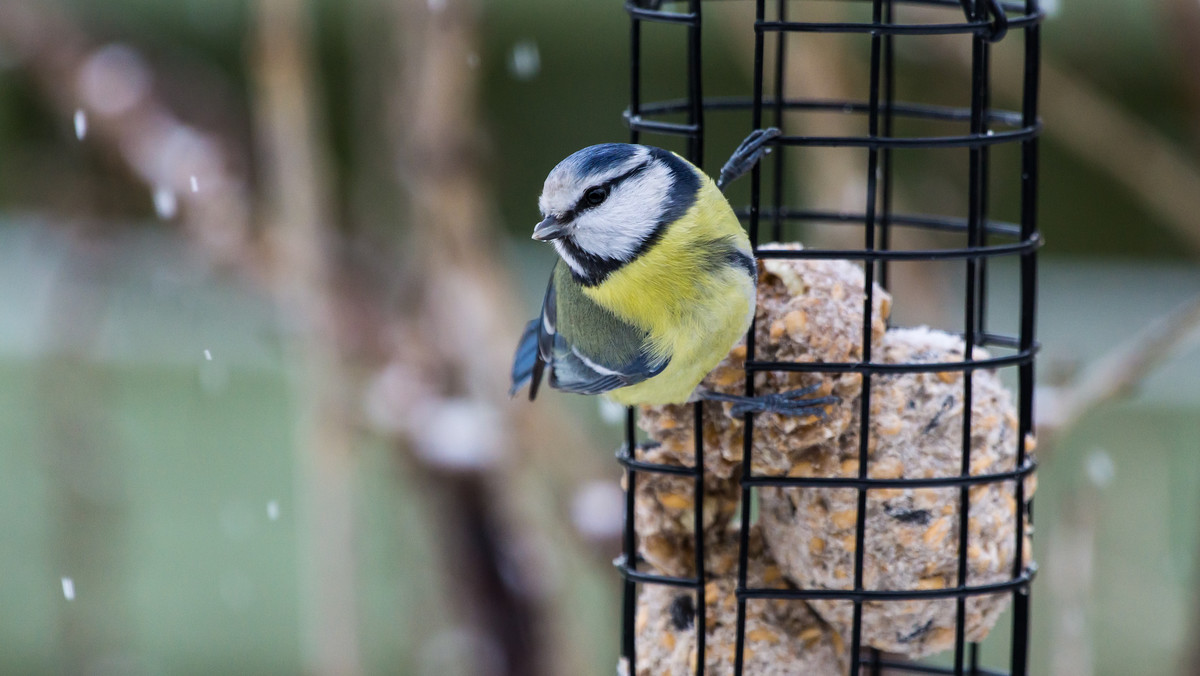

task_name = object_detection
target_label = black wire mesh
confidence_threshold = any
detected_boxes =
[616,1,1041,674]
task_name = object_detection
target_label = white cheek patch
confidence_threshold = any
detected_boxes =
[569,162,673,261]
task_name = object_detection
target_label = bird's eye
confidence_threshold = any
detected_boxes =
[584,186,609,206]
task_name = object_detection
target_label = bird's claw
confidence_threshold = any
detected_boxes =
[701,383,838,418]
[717,127,782,192]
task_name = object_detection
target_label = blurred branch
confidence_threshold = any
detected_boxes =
[1033,61,1200,253]
[1033,299,1200,676]
[387,1,550,674]
[919,19,1200,254]
[250,1,363,674]
[0,0,258,270]
[1155,11,1200,675]
[3,2,619,674]
[1160,0,1200,146]
[1,5,366,670]
[386,1,618,674]
[1037,293,1200,448]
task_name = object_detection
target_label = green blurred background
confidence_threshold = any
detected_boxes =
[1,0,1199,674]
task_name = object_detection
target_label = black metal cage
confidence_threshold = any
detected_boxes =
[615,1,1041,674]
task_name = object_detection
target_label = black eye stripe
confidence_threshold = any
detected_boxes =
[569,160,653,216]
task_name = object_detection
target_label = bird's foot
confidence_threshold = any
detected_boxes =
[700,383,838,418]
[716,127,782,192]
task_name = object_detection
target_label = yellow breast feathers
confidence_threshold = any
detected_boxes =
[583,172,756,404]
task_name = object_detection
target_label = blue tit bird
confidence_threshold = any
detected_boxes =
[510,129,834,417]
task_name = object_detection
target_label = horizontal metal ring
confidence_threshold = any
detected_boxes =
[624,2,698,25]
[745,344,1038,375]
[743,459,1037,490]
[739,208,1025,239]
[752,237,1041,262]
[615,557,702,588]
[738,566,1036,602]
[625,96,1040,147]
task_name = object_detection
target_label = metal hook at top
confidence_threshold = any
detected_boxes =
[983,0,1009,41]
[959,0,1009,42]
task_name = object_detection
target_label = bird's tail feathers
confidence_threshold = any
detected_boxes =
[510,318,543,399]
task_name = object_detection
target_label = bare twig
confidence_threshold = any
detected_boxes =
[4,3,619,675]
[387,1,622,674]
[916,20,1200,255]
[251,1,362,674]
[388,2,553,674]
[0,0,258,271]
[1037,293,1200,446]
[1035,61,1200,253]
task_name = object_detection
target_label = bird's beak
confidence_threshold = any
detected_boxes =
[532,216,568,242]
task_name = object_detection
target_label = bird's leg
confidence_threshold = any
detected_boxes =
[699,383,838,418]
[716,127,782,192]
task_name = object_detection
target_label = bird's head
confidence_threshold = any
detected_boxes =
[534,143,700,284]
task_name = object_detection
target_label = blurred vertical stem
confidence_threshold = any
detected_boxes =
[388,0,620,673]
[251,2,362,675]
[389,0,545,673]
[38,234,130,674]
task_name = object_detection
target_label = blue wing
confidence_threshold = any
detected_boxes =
[509,318,545,399]
[510,262,668,400]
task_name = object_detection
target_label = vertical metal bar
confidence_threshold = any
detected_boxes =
[872,6,895,670]
[851,1,886,673]
[623,14,642,672]
[687,6,706,673]
[771,0,787,242]
[956,1,989,672]
[975,23,993,341]
[748,0,767,249]
[622,408,638,673]
[687,0,704,166]
[630,17,642,146]
[693,401,707,676]
[734,3,767,674]
[879,0,895,292]
[1012,1,1041,674]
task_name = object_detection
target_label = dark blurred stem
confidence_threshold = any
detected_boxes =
[389,0,548,673]
[251,1,362,675]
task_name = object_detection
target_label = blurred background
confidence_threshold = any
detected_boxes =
[1,0,1198,675]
